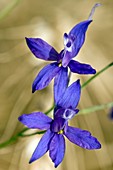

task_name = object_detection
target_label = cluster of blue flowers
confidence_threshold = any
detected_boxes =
[18,4,101,168]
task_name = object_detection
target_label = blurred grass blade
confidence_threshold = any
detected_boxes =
[0,0,22,21]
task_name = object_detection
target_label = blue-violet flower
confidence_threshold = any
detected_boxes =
[18,80,101,167]
[25,4,101,93]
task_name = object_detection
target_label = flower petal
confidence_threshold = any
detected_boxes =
[65,126,101,150]
[49,134,65,168]
[62,33,76,67]
[32,62,61,92]
[54,67,68,105]
[29,129,54,163]
[69,60,96,74]
[26,38,59,61]
[62,50,73,68]
[18,112,52,130]
[57,79,81,109]
[51,117,66,133]
[69,20,92,57]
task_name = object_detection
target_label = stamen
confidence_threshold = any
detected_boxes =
[58,61,62,67]
[58,129,64,134]
[88,3,101,20]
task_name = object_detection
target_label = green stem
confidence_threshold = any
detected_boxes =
[0,0,22,21]
[0,128,45,148]
[19,130,46,137]
[0,105,52,148]
[79,101,113,115]
[81,62,113,88]
[0,135,17,148]
[45,105,54,115]
[0,127,28,148]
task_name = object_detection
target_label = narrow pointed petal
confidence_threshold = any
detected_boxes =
[69,60,96,74]
[32,62,61,92]
[65,126,101,150]
[58,79,81,109]
[18,112,52,130]
[54,67,68,105]
[69,20,92,58]
[49,134,65,168]
[29,129,54,163]
[26,38,59,61]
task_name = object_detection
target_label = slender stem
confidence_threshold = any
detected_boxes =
[0,135,17,148]
[19,130,46,137]
[0,0,22,21]
[0,128,45,148]
[81,62,113,89]
[45,105,54,115]
[0,128,28,148]
[79,102,113,115]
[0,106,52,148]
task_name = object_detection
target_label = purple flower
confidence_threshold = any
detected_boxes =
[18,80,101,167]
[26,17,96,93]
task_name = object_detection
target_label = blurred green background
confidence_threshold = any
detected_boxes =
[0,0,113,170]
